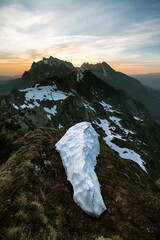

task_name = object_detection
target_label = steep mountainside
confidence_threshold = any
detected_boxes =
[0,57,160,240]
[0,69,160,179]
[81,62,160,121]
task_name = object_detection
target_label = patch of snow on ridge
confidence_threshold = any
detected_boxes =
[21,103,35,109]
[100,101,113,109]
[99,101,114,113]
[97,119,146,172]
[44,106,57,120]
[58,123,63,129]
[83,101,96,113]
[44,106,57,116]
[12,103,19,110]
[55,122,106,217]
[109,116,135,135]
[134,116,143,121]
[17,85,72,110]
[76,72,83,82]
[20,85,70,102]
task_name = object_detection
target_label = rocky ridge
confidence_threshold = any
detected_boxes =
[0,57,160,240]
[81,62,160,121]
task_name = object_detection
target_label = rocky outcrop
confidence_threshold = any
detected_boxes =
[22,56,76,86]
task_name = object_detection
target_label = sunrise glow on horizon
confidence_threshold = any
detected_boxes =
[1,58,159,77]
[0,0,160,76]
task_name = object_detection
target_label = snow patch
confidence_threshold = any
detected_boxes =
[21,103,35,109]
[43,106,57,116]
[12,103,19,110]
[18,85,72,110]
[20,85,70,102]
[83,101,96,113]
[47,114,51,120]
[76,72,83,82]
[91,89,98,98]
[99,101,114,113]
[109,116,135,135]
[55,122,106,217]
[134,116,143,121]
[96,119,146,172]
[58,123,63,129]
[33,100,40,107]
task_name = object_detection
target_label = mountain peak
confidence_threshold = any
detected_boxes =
[81,61,116,73]
[38,56,75,69]
[22,56,76,85]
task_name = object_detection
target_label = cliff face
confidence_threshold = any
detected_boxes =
[0,127,160,240]
[22,56,76,86]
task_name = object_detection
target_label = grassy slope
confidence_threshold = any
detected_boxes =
[0,128,160,240]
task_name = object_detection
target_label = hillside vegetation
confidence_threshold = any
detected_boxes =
[0,127,160,240]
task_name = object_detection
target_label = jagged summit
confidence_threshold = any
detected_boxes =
[82,61,115,71]
[40,56,75,69]
[81,61,117,81]
[22,56,76,85]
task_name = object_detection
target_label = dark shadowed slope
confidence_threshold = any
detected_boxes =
[82,62,160,121]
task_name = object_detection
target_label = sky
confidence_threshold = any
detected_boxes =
[0,0,160,76]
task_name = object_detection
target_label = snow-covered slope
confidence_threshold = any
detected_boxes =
[95,101,146,172]
[96,119,146,172]
[55,122,106,217]
[12,84,73,120]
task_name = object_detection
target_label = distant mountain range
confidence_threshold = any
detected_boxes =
[132,73,160,90]
[0,75,21,81]
[0,56,160,240]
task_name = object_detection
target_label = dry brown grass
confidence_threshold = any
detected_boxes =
[0,127,160,240]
